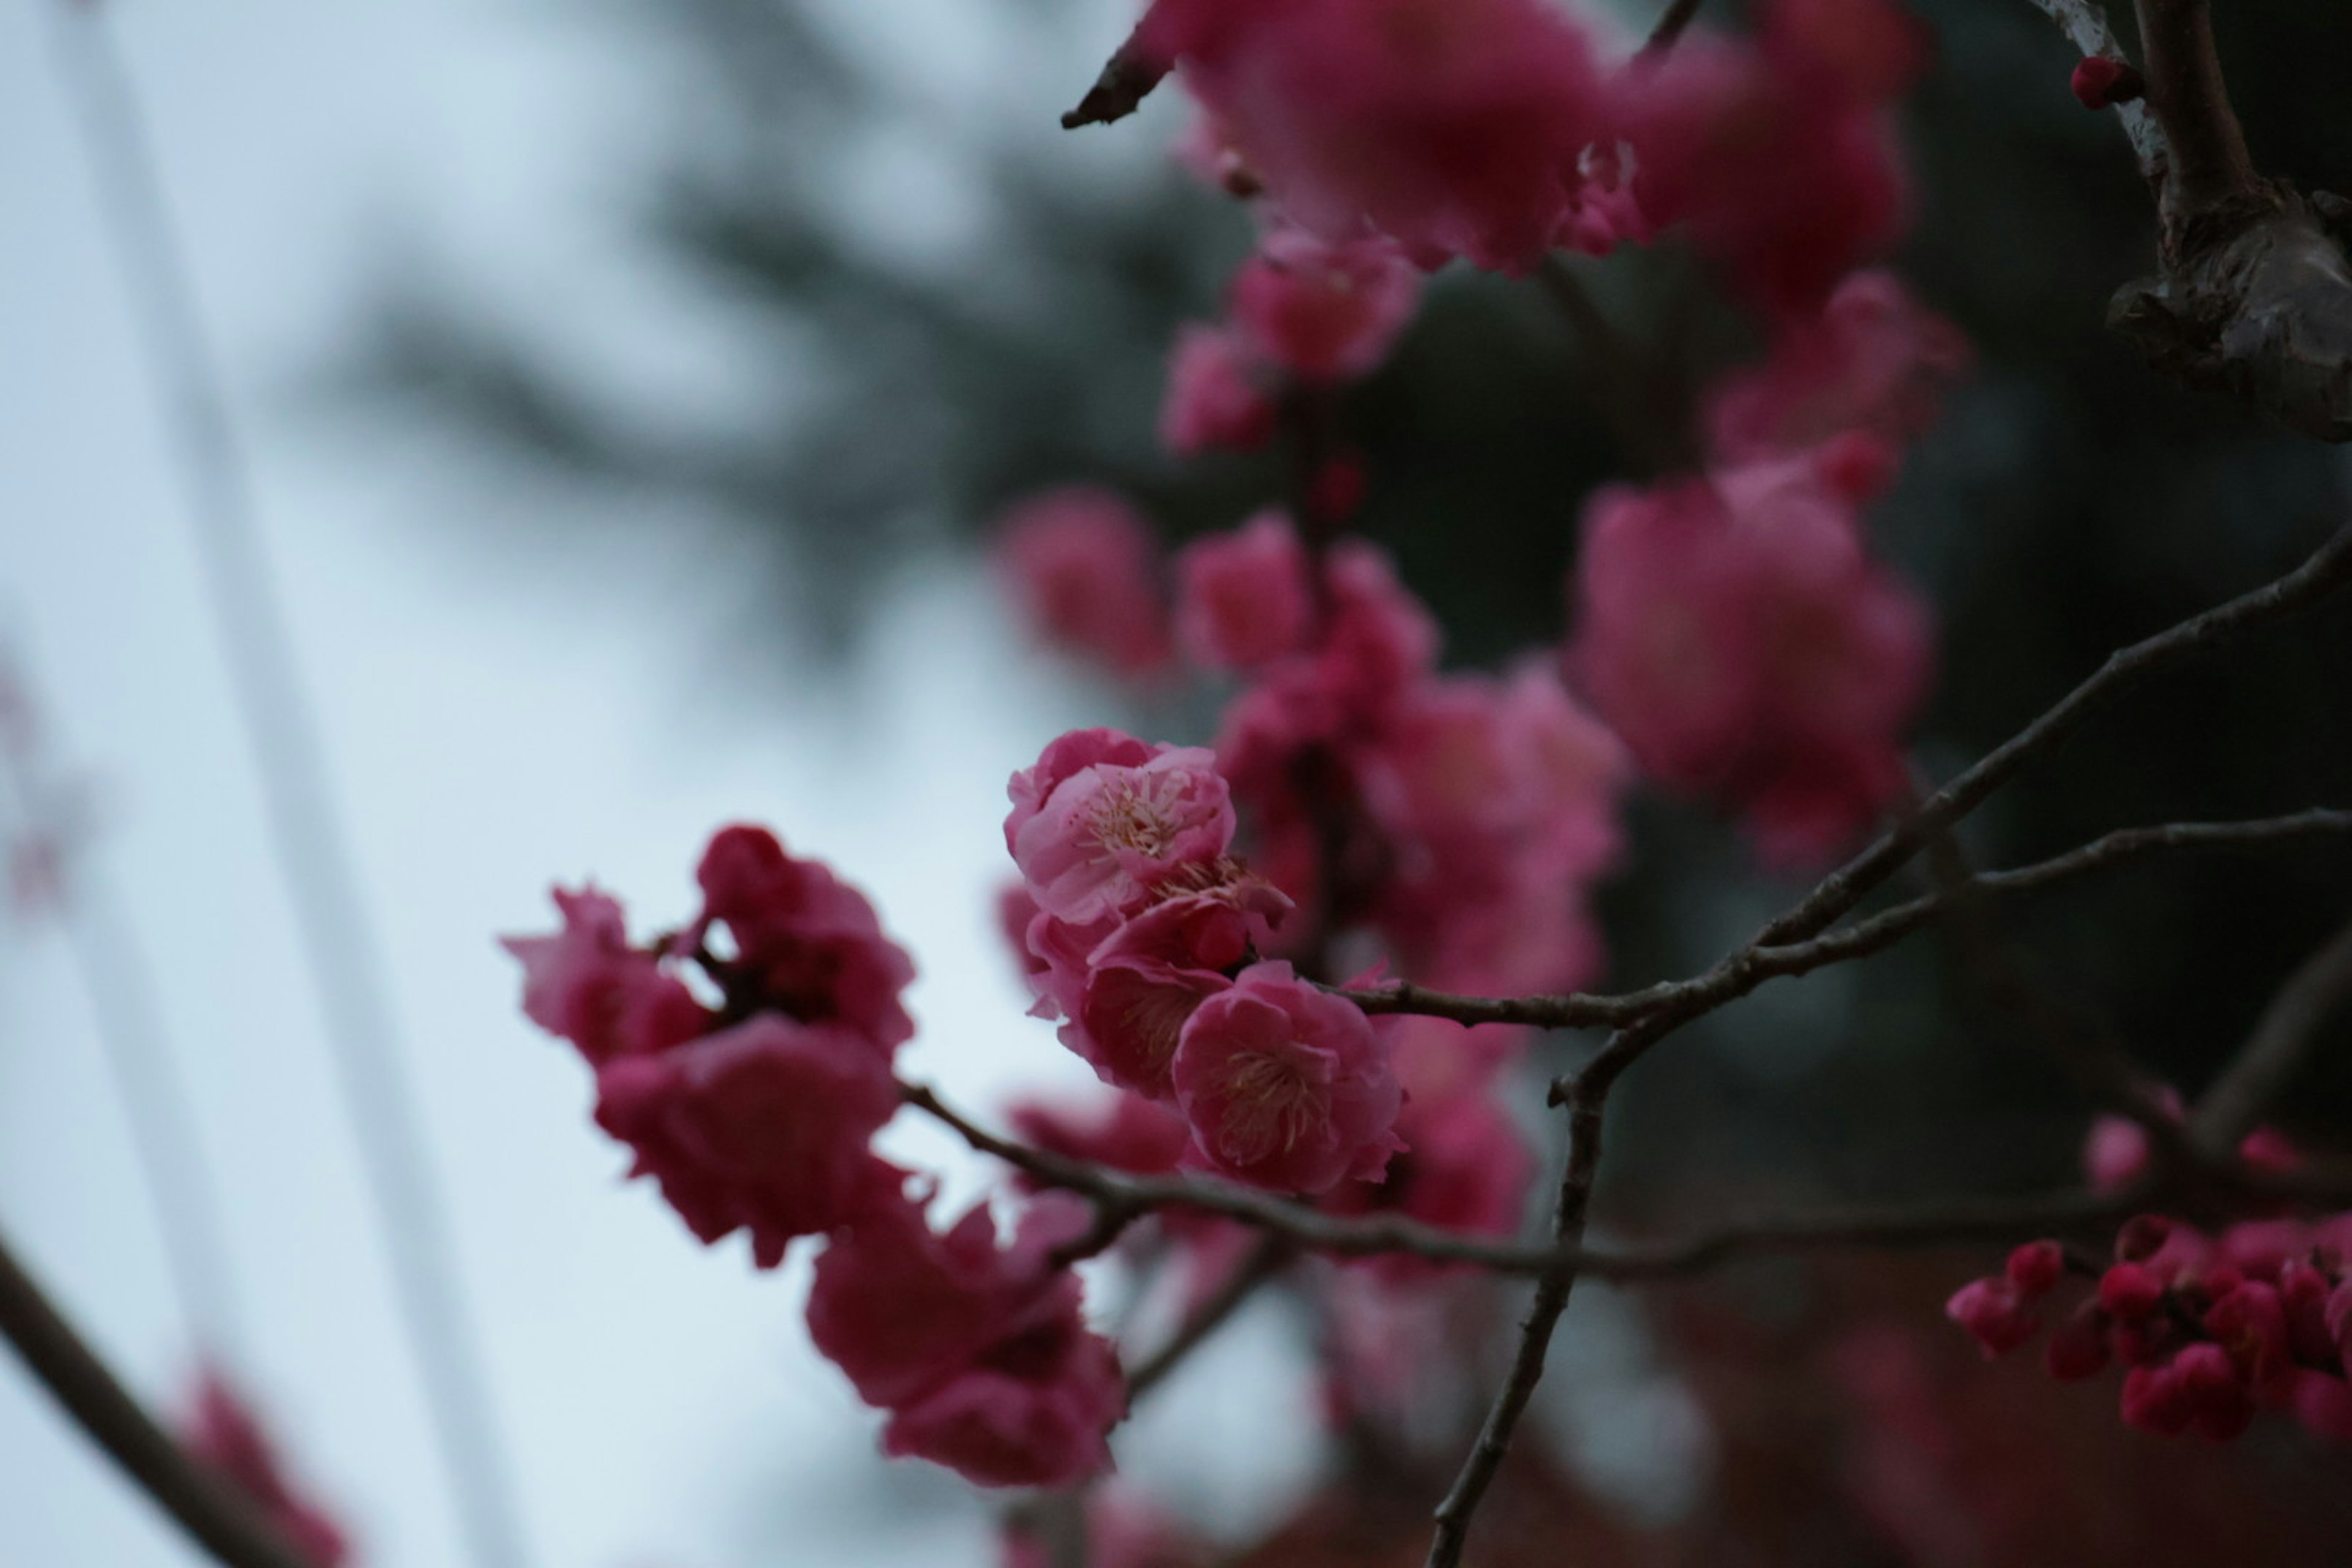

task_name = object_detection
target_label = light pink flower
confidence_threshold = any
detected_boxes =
[1705,269,1971,463]
[502,886,711,1065]
[995,487,1174,677]
[593,1014,904,1267]
[1174,510,1316,672]
[1011,737,1237,923]
[1159,323,1277,456]
[1229,228,1420,383]
[1149,0,1610,274]
[1006,728,1163,854]
[695,824,916,1053]
[181,1370,355,1568]
[1171,961,1403,1193]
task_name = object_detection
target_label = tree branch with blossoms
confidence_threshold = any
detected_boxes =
[484,2,2352,1566]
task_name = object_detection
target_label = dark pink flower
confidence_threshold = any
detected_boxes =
[2120,1360,2193,1435]
[2070,56,2144,109]
[1006,1090,1193,1178]
[1703,269,1970,463]
[1945,1276,2039,1357]
[1566,457,1931,865]
[1160,324,1277,456]
[1152,0,1611,274]
[594,1014,904,1267]
[1616,0,1921,317]
[2045,1302,2113,1382]
[1327,1089,1531,1280]
[503,886,710,1065]
[1230,228,1420,383]
[181,1370,353,1568]
[2100,1262,2165,1322]
[695,825,916,1053]
[997,881,1050,982]
[2205,1281,2294,1392]
[995,487,1174,677]
[1007,729,1163,854]
[1010,736,1237,923]
[2005,1240,2065,1298]
[2173,1342,2256,1441]
[1171,960,1403,1193]
[807,1193,1123,1488]
[1174,510,1316,673]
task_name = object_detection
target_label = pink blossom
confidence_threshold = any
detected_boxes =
[2005,1240,2065,1298]
[503,886,711,1065]
[594,1014,904,1267]
[2045,1303,2112,1381]
[1616,0,1920,317]
[181,1370,354,1568]
[2070,56,2144,109]
[1387,1014,1527,1104]
[1945,1276,2039,1357]
[1703,269,1970,462]
[1174,510,1316,672]
[1322,538,1442,699]
[2079,1088,2186,1191]
[1566,457,1931,865]
[1150,0,1611,274]
[1006,1089,1193,1178]
[1229,228,1420,383]
[1170,961,1403,1193]
[1327,1090,1532,1278]
[695,824,916,1053]
[2119,1360,2192,1435]
[1001,1490,1205,1568]
[1160,323,1276,456]
[1010,737,1237,923]
[1006,728,1163,854]
[994,486,1174,676]
[807,1193,1123,1488]
[997,881,1050,982]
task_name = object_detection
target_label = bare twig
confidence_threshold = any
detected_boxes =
[1124,1235,1292,1400]
[2192,911,2352,1155]
[1343,809,2352,1035]
[0,1223,320,1568]
[1060,24,1169,129]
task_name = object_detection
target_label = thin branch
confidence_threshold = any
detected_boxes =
[2192,911,2352,1155]
[2025,0,2165,175]
[1638,0,1707,62]
[1123,1235,1292,1400]
[1060,24,1169,130]
[0,1221,320,1568]
[1343,808,2352,1034]
[1754,523,2352,949]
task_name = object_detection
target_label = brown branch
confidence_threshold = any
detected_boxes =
[2192,911,2352,1155]
[1060,24,1169,130]
[1123,1234,1292,1400]
[1638,0,1707,62]
[1343,808,2352,1035]
[2133,0,2263,228]
[0,1223,322,1568]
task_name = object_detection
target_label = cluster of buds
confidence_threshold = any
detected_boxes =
[1948,1215,2352,1444]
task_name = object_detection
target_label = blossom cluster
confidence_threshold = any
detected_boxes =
[1948,1112,2352,1444]
[505,827,1123,1488]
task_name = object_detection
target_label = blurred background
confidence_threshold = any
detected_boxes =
[2,0,2350,1564]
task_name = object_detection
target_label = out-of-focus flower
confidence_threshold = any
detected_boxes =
[994,486,1174,677]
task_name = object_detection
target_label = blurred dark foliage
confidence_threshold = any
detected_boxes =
[355,0,2352,1551]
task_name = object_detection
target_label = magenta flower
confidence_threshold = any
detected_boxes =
[994,486,1175,677]
[1229,228,1420,383]
[181,1370,354,1568]
[694,824,917,1054]
[1010,736,1237,924]
[593,1014,905,1267]
[1171,961,1403,1194]
[1174,510,1316,673]
[1159,323,1277,456]
[502,885,711,1065]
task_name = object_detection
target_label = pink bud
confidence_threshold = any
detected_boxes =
[2114,1213,2172,1262]
[2174,1343,2255,1441]
[2100,1262,2164,1322]
[2070,56,2146,110]
[2045,1302,2113,1382]
[2120,1362,2191,1435]
[2006,1239,2065,1298]
[1946,1276,2039,1357]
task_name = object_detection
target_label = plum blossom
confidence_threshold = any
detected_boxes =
[807,1191,1124,1488]
[502,886,710,1065]
[1703,269,1970,464]
[1160,323,1276,456]
[181,1371,354,1568]
[1146,0,1612,274]
[1010,738,1237,924]
[995,487,1174,677]
[592,1015,904,1267]
[1174,510,1316,672]
[1566,455,1931,865]
[695,824,916,1053]
[1170,961,1403,1193]
[1229,228,1420,383]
